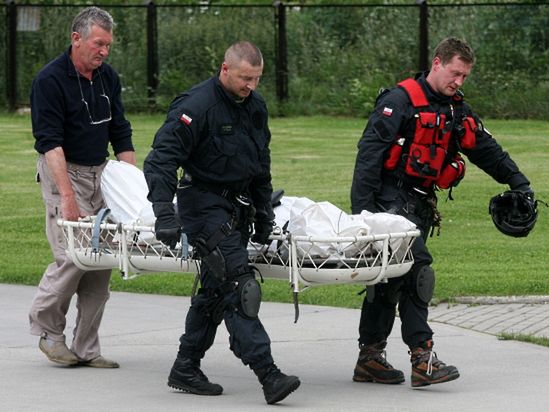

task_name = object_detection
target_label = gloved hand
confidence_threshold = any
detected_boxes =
[251,220,274,245]
[513,184,535,201]
[155,219,181,249]
[153,202,181,249]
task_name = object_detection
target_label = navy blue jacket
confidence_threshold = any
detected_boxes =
[144,75,274,222]
[31,47,133,166]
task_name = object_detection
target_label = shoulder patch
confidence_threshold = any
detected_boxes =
[382,107,393,117]
[180,113,192,125]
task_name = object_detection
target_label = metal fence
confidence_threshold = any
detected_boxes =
[2,1,549,118]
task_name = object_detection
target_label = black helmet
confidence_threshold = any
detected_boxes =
[489,190,538,238]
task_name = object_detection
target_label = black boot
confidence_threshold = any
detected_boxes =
[410,340,460,387]
[168,358,223,395]
[255,364,300,405]
[353,341,405,384]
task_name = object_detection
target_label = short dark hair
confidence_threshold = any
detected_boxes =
[71,7,114,39]
[433,37,475,65]
[225,41,263,67]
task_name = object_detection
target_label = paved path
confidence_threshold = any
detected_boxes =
[1,283,549,412]
[430,297,549,339]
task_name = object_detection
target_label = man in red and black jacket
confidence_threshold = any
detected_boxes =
[350,37,533,388]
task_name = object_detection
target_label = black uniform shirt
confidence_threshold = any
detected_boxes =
[144,75,274,221]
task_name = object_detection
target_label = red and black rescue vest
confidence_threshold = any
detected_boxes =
[383,78,477,189]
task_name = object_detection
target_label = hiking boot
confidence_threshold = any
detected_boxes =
[353,341,405,384]
[255,364,300,405]
[167,358,223,396]
[410,340,460,387]
[39,337,78,366]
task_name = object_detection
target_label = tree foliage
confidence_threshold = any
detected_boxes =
[2,1,549,118]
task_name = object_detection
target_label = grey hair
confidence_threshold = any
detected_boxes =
[71,7,114,39]
[224,41,263,67]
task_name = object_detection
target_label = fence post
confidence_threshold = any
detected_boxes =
[146,1,159,110]
[6,0,17,111]
[418,0,429,72]
[274,1,288,102]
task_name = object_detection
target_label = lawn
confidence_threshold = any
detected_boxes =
[1,113,548,309]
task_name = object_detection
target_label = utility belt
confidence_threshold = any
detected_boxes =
[183,177,256,280]
[382,173,442,236]
[189,177,252,207]
[383,172,434,198]
[187,177,255,235]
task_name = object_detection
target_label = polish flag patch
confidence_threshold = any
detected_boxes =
[180,113,193,125]
[382,107,393,117]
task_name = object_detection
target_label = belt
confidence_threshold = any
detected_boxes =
[39,154,106,172]
[66,160,107,172]
[191,178,250,205]
[383,172,435,199]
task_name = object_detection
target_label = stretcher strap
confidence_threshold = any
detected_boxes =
[92,208,111,253]
[179,232,189,260]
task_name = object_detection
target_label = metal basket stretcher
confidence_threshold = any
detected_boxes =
[59,215,420,291]
[60,213,419,321]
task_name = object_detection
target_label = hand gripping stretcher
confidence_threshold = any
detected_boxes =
[58,161,421,321]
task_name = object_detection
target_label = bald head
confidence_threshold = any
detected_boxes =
[224,41,263,69]
[220,41,264,100]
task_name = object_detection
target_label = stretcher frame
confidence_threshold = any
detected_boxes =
[59,216,420,295]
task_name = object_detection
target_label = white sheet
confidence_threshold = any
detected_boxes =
[263,196,416,259]
[101,160,155,226]
[100,160,417,257]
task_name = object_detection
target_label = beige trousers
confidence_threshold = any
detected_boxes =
[29,155,112,361]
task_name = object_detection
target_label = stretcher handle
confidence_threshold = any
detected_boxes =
[92,208,111,253]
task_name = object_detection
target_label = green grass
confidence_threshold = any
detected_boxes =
[1,113,548,310]
[498,333,549,348]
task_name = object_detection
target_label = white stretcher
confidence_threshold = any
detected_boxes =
[58,161,420,320]
[59,215,419,290]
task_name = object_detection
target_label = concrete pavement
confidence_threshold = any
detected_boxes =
[1,283,549,412]
[429,297,549,338]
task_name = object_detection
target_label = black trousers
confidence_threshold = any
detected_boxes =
[358,181,435,349]
[175,186,274,370]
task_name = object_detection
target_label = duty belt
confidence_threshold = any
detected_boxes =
[191,178,250,204]
[383,172,435,199]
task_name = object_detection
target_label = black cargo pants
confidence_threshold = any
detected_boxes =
[175,185,274,370]
[358,179,435,349]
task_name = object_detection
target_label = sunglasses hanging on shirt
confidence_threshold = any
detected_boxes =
[74,63,112,125]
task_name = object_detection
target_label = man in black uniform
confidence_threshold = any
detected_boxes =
[143,41,300,405]
[351,37,534,387]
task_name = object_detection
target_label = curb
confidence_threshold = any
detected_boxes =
[454,295,549,305]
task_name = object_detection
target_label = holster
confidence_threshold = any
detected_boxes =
[194,237,226,281]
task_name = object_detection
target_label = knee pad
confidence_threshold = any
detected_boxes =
[237,274,262,319]
[412,266,435,307]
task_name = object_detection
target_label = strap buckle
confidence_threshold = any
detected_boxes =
[235,194,251,206]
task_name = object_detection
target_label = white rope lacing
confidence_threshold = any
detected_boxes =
[426,351,435,376]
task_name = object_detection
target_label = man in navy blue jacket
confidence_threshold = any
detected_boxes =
[144,41,300,405]
[29,6,135,368]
